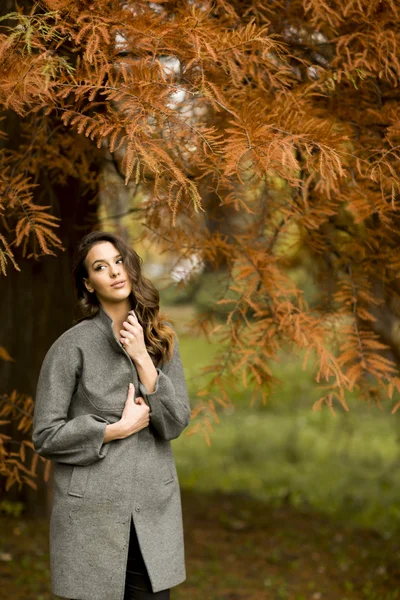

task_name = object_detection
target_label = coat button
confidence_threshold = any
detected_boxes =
[135,506,140,512]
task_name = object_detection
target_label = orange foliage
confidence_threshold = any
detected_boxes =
[0,364,50,491]
[1,0,400,457]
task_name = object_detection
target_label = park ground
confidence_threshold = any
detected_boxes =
[1,489,400,599]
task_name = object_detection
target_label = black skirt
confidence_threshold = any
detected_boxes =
[124,518,170,600]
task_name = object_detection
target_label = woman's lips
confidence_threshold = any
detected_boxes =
[111,280,126,288]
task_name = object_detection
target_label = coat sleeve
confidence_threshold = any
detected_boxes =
[138,334,191,441]
[32,334,111,466]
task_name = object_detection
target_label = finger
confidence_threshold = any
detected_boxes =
[128,310,139,322]
[128,382,135,398]
[121,320,136,333]
[128,313,142,330]
[120,329,134,339]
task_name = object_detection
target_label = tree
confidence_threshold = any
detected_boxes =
[0,0,101,510]
[1,0,400,499]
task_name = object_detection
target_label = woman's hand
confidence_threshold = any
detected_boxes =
[104,383,150,443]
[119,310,148,362]
[120,309,158,395]
[120,385,150,436]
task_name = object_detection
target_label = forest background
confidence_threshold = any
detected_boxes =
[2,0,400,598]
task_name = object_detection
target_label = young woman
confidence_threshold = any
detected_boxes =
[32,230,191,600]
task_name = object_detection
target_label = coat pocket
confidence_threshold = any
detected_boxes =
[163,455,176,485]
[68,465,91,498]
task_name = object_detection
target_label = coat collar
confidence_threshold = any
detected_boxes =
[93,304,161,367]
[92,303,125,351]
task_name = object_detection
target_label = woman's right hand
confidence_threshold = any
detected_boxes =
[120,383,150,436]
[104,383,150,443]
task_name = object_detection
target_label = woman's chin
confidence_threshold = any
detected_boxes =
[101,289,132,304]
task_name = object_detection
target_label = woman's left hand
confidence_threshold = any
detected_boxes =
[120,310,148,362]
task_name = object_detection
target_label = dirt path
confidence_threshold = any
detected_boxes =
[1,490,400,599]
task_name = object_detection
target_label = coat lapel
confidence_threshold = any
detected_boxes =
[92,303,126,354]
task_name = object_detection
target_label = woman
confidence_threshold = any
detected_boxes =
[32,230,191,600]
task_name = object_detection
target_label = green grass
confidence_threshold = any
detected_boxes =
[173,329,400,535]
[173,408,400,534]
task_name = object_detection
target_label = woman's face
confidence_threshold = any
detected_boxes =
[83,241,132,304]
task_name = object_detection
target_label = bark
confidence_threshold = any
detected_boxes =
[0,0,99,515]
[0,160,98,517]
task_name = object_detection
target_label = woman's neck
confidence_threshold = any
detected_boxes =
[100,300,132,337]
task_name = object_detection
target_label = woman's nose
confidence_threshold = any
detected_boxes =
[110,264,120,277]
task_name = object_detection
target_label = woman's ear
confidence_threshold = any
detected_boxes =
[83,278,94,293]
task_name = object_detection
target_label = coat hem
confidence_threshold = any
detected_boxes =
[51,573,187,600]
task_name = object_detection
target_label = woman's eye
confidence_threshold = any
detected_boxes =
[117,258,123,264]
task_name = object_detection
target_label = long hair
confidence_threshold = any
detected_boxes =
[71,230,175,365]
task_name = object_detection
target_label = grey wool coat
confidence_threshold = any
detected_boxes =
[32,304,191,600]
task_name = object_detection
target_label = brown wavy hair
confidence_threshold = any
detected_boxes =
[72,230,175,365]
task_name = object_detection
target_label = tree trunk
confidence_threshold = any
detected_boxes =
[0,169,98,516]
